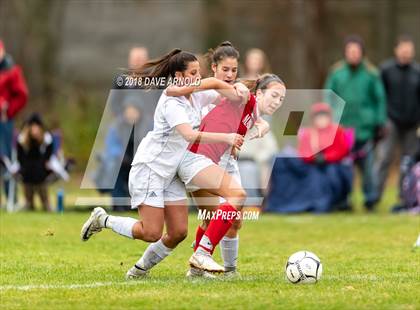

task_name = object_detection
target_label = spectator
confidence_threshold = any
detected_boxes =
[266,103,353,214]
[238,130,278,206]
[128,47,148,73]
[196,54,211,78]
[111,46,149,115]
[243,48,271,79]
[393,144,420,214]
[93,46,158,209]
[375,35,420,206]
[325,35,386,211]
[100,97,152,211]
[0,39,28,206]
[298,103,350,164]
[16,114,53,211]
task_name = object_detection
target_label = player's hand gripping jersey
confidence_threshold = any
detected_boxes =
[189,94,257,163]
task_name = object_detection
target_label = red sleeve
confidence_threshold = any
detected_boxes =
[297,129,315,163]
[7,66,28,118]
[323,127,349,163]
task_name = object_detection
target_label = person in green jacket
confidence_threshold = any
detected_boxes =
[324,35,386,211]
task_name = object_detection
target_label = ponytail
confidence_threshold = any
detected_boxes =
[134,48,197,79]
[236,74,284,93]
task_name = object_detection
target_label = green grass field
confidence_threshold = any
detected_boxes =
[1,211,419,309]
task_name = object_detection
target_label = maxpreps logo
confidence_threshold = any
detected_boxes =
[197,209,260,221]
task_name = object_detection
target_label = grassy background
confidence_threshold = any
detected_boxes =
[0,211,419,309]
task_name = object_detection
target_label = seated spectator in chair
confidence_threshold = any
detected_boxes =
[392,145,420,214]
[16,113,53,211]
[266,103,353,213]
[298,103,350,165]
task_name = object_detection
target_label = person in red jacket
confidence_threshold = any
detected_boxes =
[298,102,350,164]
[0,39,29,203]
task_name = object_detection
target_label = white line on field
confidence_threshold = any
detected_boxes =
[0,274,389,292]
[0,281,141,292]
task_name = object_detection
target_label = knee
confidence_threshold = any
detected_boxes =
[237,188,247,200]
[176,230,188,243]
[168,228,188,244]
[231,219,242,231]
[201,220,210,230]
[233,188,247,208]
[138,228,162,242]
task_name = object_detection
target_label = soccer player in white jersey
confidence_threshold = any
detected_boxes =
[80,49,249,279]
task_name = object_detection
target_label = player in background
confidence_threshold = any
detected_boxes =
[80,49,248,279]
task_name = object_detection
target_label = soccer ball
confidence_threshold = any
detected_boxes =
[285,251,322,284]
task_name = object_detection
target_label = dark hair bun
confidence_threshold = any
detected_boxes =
[220,41,233,47]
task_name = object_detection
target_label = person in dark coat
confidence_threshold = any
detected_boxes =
[375,35,420,205]
[17,114,53,211]
[324,35,386,211]
[102,97,152,211]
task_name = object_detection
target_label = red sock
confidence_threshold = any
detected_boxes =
[198,203,237,254]
[194,225,206,251]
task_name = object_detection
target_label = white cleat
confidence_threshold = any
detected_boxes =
[186,267,217,279]
[189,252,224,273]
[126,265,148,280]
[80,207,107,242]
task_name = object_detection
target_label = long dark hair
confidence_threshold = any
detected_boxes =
[137,48,198,79]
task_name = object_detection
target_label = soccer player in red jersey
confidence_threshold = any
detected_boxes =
[184,74,285,277]
[169,42,286,276]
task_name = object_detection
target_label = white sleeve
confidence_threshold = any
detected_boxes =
[193,90,220,109]
[163,99,190,128]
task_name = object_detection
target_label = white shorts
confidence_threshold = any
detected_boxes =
[129,163,186,209]
[178,151,215,191]
[178,151,242,194]
[219,152,242,185]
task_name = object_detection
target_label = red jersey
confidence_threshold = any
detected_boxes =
[189,94,257,163]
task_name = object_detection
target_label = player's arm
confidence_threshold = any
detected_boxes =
[166,77,248,104]
[175,123,243,149]
[249,117,270,140]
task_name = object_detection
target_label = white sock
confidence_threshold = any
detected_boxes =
[135,239,172,271]
[100,215,137,239]
[197,235,213,253]
[220,236,239,271]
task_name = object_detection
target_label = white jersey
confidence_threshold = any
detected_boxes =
[132,89,219,179]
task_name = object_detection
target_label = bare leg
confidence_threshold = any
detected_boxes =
[130,204,165,242]
[161,200,189,248]
[192,189,241,272]
[190,164,246,210]
[127,200,188,277]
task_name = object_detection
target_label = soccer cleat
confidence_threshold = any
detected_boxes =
[80,207,107,242]
[126,265,148,280]
[223,270,241,279]
[186,266,217,279]
[189,251,224,273]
